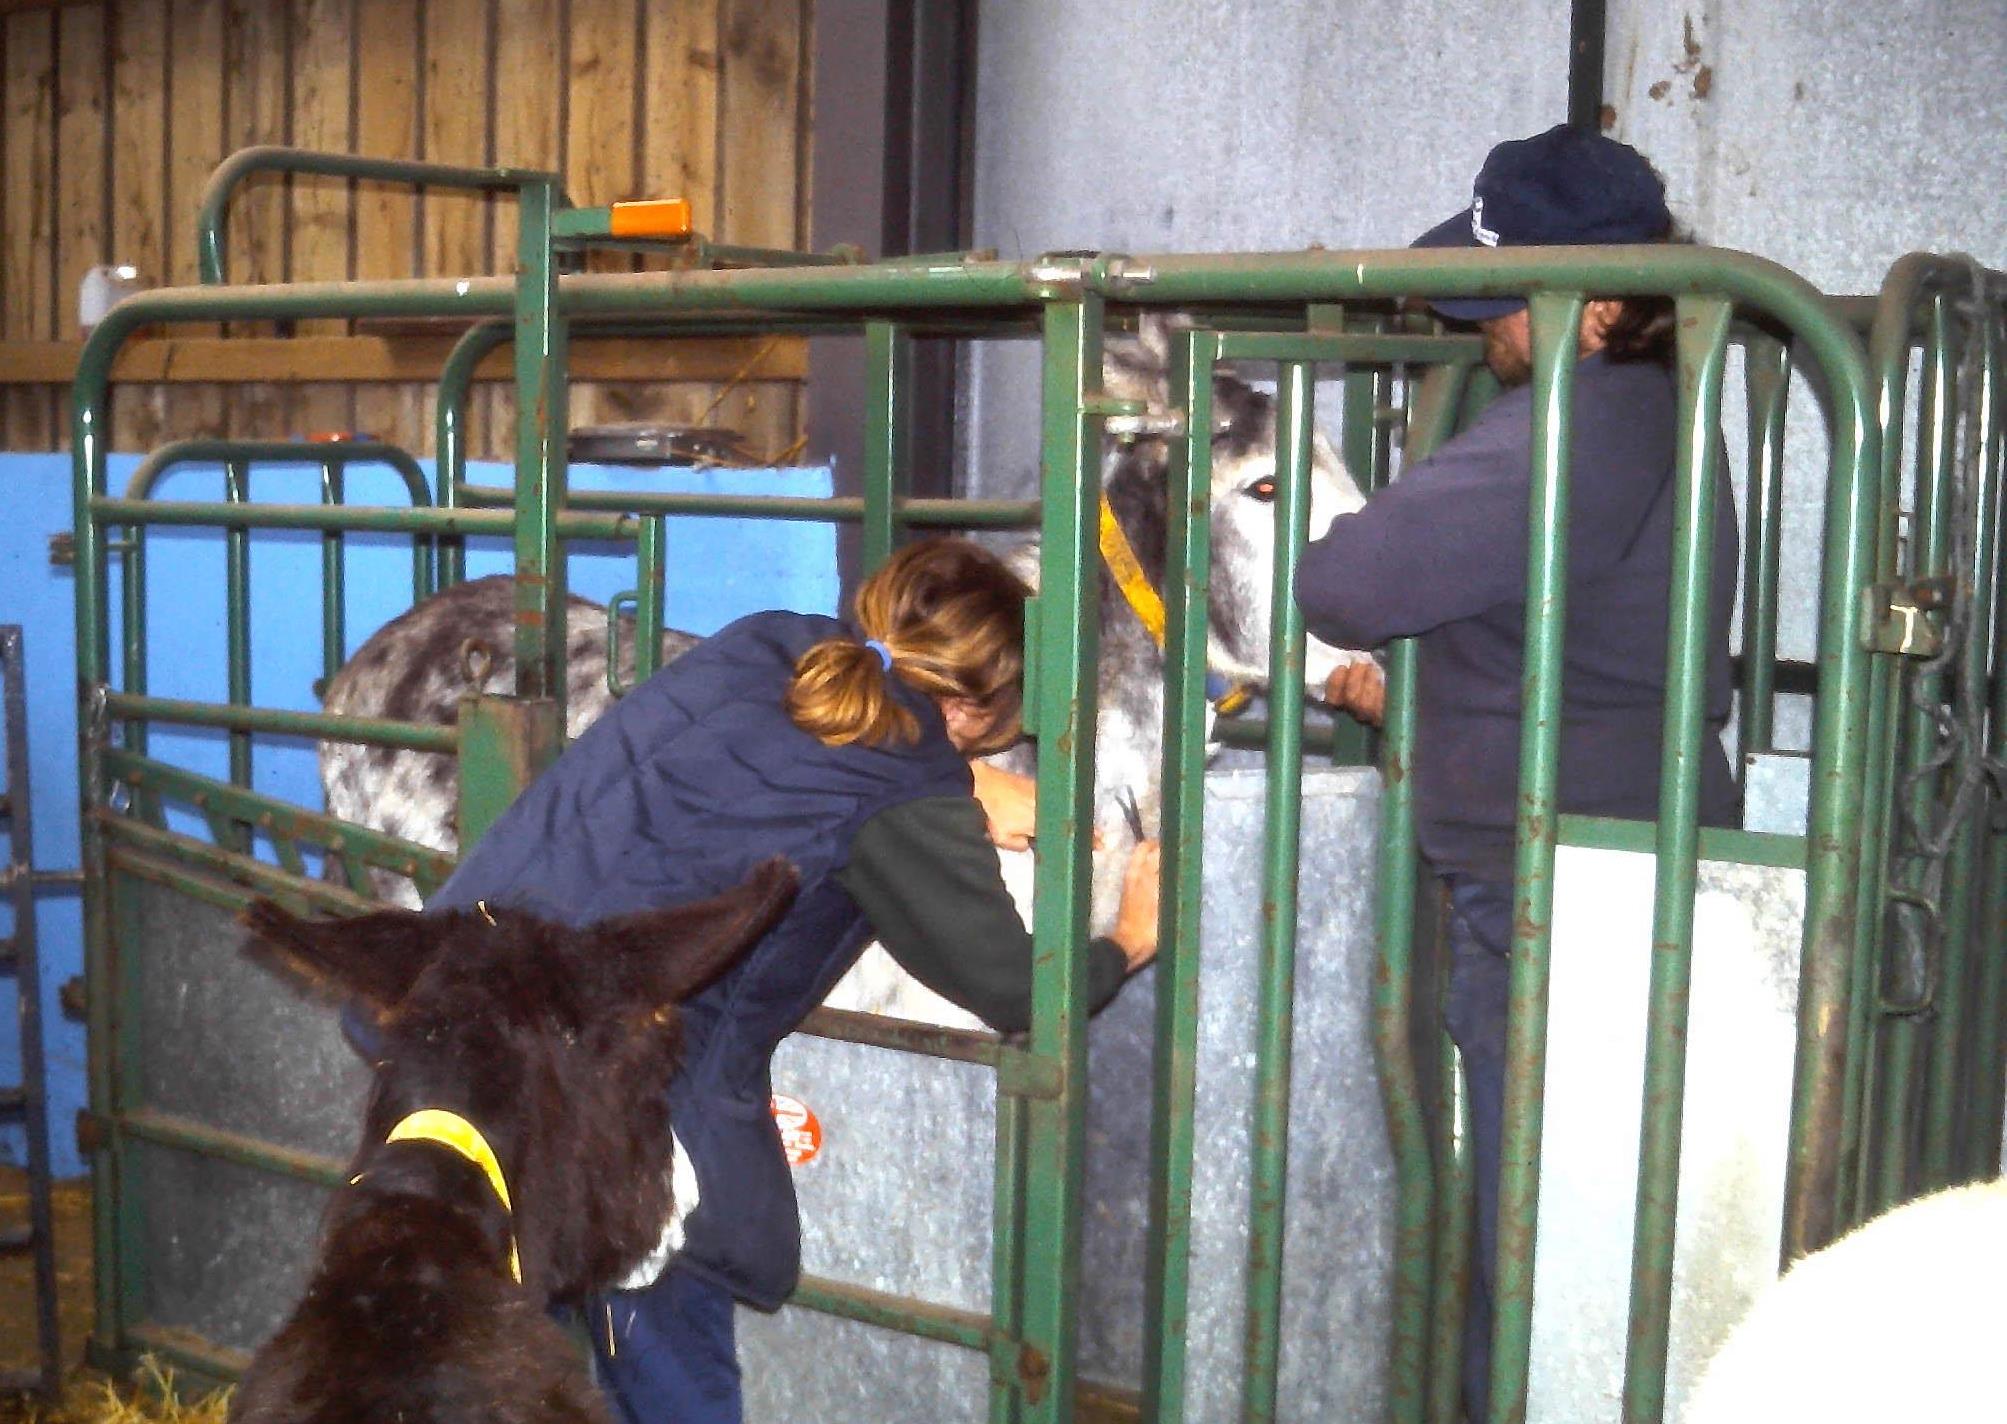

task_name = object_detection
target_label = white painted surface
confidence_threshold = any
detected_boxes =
[1532,844,1806,1423]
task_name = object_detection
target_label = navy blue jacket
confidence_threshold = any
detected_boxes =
[1296,353,1739,879]
[429,610,973,1308]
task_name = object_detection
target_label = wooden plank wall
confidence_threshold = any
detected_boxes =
[0,0,812,459]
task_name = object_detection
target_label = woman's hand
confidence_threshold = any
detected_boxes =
[1323,658,1387,728]
[969,761,1038,851]
[1110,839,1161,972]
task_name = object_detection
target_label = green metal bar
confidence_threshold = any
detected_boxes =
[456,481,1044,528]
[1927,294,2003,1186]
[69,306,121,1365]
[511,177,569,720]
[1240,359,1313,1424]
[85,239,1886,338]
[1140,327,1220,1424]
[435,324,515,590]
[1378,360,1470,1423]
[1956,304,2005,1180]
[634,516,667,684]
[1209,331,1480,367]
[1489,290,1584,1424]
[1015,293,1105,1424]
[321,462,345,680]
[989,1092,1028,1424]
[1426,1038,1475,1424]
[224,461,251,795]
[1838,262,1937,1227]
[1968,310,2007,1178]
[862,321,913,571]
[121,518,147,758]
[1328,314,1395,768]
[1912,289,1969,1192]
[789,1275,994,1353]
[1555,815,1807,870]
[1874,292,1957,1210]
[198,145,558,284]
[125,438,431,503]
[1621,295,1734,1424]
[1780,267,1886,1260]
[109,865,147,1358]
[90,498,635,541]
[792,1005,1002,1067]
[101,747,455,888]
[1838,654,1897,1226]
[118,1105,347,1188]
[685,239,860,269]
[1739,336,1791,764]
[102,691,457,752]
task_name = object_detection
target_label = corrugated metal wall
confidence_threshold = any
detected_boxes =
[961,0,2005,718]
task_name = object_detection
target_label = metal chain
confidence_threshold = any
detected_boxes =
[1884,258,2007,1012]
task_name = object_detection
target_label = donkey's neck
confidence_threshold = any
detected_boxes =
[342,1139,525,1293]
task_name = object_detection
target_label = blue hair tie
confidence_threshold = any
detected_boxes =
[863,638,894,671]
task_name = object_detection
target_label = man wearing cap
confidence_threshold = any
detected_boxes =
[1296,125,1740,1419]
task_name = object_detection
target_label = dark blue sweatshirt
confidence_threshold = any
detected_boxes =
[1295,352,1740,880]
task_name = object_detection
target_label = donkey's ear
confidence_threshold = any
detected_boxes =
[239,898,441,1011]
[591,858,800,1006]
[1101,313,1189,405]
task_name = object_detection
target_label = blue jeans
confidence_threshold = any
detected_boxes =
[1440,875,1513,1424]
[592,1265,743,1424]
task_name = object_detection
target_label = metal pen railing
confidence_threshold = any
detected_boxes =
[74,193,1976,1424]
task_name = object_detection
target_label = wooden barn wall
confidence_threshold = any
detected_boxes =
[0,0,811,460]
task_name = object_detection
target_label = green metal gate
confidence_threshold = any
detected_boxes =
[67,146,2006,1422]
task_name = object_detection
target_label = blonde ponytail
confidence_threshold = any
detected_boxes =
[785,539,1027,752]
[785,638,919,747]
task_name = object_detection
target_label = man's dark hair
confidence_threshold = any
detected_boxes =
[1599,228,1694,367]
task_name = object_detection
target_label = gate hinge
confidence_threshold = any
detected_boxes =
[75,1108,106,1156]
[1861,576,1954,657]
[995,1044,1064,1101]
[47,532,75,566]
[989,1336,1052,1405]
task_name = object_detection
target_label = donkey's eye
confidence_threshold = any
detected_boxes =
[1247,478,1278,503]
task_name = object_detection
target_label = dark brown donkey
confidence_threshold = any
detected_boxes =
[227,859,798,1424]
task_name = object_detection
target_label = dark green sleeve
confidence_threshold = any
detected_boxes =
[835,795,1129,1033]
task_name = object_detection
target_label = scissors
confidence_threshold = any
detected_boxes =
[1115,788,1147,842]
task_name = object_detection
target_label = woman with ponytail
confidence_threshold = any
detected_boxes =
[422,536,1160,1424]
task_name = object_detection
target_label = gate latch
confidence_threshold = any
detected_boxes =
[1861,576,1954,657]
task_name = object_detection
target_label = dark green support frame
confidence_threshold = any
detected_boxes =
[73,176,1989,1424]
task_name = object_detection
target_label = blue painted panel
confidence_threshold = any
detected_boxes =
[0,451,837,1174]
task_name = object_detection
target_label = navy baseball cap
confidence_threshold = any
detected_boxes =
[1412,124,1672,322]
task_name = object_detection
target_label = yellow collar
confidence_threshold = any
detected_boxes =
[1098,496,1252,715]
[375,1108,523,1284]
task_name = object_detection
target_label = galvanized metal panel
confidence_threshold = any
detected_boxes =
[744,766,1396,1420]
[132,1138,326,1357]
[1741,750,1812,836]
[129,875,369,1162]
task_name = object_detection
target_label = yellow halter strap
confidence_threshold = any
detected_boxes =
[1097,496,1253,716]
[377,1107,523,1285]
